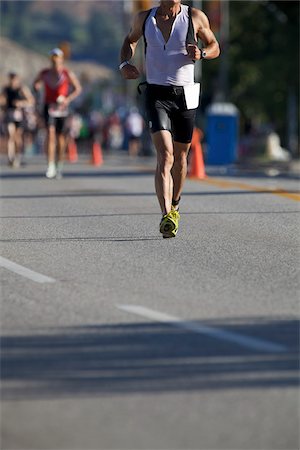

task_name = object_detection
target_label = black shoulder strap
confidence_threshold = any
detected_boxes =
[186,6,197,47]
[142,8,153,55]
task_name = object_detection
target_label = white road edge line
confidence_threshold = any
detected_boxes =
[0,256,55,284]
[117,304,287,353]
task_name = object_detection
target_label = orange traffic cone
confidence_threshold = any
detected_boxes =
[90,141,103,166]
[188,128,206,179]
[67,138,78,163]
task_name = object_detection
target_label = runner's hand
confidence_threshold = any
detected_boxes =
[14,100,23,108]
[120,64,140,80]
[57,96,69,109]
[187,44,201,60]
[61,98,70,109]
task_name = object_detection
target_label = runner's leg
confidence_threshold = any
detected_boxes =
[7,122,16,163]
[170,106,196,208]
[152,130,174,215]
[46,125,56,164]
[45,125,57,178]
[57,132,66,163]
[171,141,191,207]
[14,125,23,166]
[56,131,66,178]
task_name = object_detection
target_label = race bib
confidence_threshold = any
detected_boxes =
[48,103,69,118]
[8,108,23,122]
[183,83,201,110]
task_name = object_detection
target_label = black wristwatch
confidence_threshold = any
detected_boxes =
[200,49,207,60]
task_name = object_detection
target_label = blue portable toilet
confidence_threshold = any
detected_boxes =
[206,103,239,165]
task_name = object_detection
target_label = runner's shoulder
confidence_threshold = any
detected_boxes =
[138,8,152,19]
[64,68,76,80]
[40,68,50,77]
[191,7,209,25]
[62,67,70,76]
[135,8,152,27]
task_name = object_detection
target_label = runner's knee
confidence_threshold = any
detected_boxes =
[173,151,187,167]
[157,149,174,171]
[47,127,56,139]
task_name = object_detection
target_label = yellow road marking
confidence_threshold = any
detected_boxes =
[136,163,300,202]
[189,177,300,202]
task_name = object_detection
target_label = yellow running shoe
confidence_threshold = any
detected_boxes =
[171,207,181,221]
[159,210,180,238]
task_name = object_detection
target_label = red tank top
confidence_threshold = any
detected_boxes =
[41,68,70,104]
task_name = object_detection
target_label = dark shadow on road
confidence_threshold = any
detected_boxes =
[1,190,300,200]
[206,168,300,182]
[0,236,161,243]
[206,166,300,182]
[1,167,299,181]
[0,170,155,180]
[0,211,299,219]
[1,317,299,400]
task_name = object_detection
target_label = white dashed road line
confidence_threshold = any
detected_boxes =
[117,304,287,353]
[0,256,55,284]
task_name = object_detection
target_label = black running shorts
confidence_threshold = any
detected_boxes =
[43,105,66,134]
[5,109,23,128]
[145,84,197,144]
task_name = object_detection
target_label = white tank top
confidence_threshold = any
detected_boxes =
[144,5,195,86]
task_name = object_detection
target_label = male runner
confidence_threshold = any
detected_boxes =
[120,0,219,237]
[34,48,82,179]
[0,73,34,167]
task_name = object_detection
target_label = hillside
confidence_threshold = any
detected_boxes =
[0,0,126,68]
[0,37,113,87]
[29,0,116,21]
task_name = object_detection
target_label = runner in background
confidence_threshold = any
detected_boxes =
[33,48,81,179]
[0,72,34,167]
[125,107,144,157]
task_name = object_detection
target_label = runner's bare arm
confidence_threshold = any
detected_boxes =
[120,10,149,80]
[16,85,35,108]
[33,72,43,91]
[0,89,7,107]
[65,71,82,105]
[187,9,220,61]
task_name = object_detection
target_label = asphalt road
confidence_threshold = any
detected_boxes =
[1,155,299,450]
